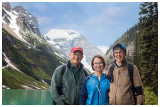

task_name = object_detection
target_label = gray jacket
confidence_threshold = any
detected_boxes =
[50,61,88,105]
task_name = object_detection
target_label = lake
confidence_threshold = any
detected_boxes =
[2,89,52,105]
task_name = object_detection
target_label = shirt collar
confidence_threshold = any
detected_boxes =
[70,61,81,70]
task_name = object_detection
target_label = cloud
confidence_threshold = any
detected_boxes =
[30,3,48,11]
[37,16,52,26]
[85,4,132,29]
[103,6,124,17]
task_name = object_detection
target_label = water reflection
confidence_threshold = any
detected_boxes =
[2,89,52,105]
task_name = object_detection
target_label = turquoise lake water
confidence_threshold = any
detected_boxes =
[2,89,52,105]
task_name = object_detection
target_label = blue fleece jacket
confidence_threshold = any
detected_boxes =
[79,73,110,105]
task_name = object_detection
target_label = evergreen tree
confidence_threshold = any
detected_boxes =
[139,2,158,95]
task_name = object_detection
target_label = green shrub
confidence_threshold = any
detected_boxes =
[144,87,158,105]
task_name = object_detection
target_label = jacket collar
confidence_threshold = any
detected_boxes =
[114,58,127,68]
[92,73,106,80]
[67,60,84,70]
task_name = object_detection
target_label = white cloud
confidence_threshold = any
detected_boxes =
[31,3,48,11]
[37,16,52,26]
[85,5,127,27]
[103,6,123,17]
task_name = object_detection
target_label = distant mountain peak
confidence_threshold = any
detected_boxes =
[98,46,109,55]
[44,29,82,41]
[2,2,11,12]
[2,3,43,42]
[44,28,103,71]
[12,6,25,13]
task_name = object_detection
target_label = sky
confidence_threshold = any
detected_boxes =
[9,2,142,47]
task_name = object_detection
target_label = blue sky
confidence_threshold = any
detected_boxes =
[10,2,141,47]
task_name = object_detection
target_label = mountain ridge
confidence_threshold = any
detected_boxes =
[44,29,104,71]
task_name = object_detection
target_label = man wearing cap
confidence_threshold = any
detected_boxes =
[50,46,88,105]
[107,43,145,105]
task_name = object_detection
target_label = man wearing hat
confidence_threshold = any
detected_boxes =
[107,43,145,105]
[50,46,88,105]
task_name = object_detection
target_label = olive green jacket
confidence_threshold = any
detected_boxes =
[50,61,88,105]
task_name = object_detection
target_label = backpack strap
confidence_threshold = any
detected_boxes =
[128,62,137,104]
[83,69,88,77]
[110,63,116,83]
[61,64,88,77]
[128,62,134,84]
[61,64,66,76]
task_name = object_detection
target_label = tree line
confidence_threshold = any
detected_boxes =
[133,2,158,101]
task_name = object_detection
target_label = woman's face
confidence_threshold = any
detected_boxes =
[93,57,104,72]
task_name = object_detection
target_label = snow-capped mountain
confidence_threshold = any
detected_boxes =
[2,3,68,89]
[2,3,28,43]
[44,29,104,71]
[2,3,42,38]
[2,2,46,46]
[2,2,102,72]
[98,46,109,55]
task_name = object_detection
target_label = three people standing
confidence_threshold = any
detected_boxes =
[51,43,145,105]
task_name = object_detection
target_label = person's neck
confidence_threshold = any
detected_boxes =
[116,61,122,66]
[94,71,103,81]
[73,64,78,68]
[72,63,80,69]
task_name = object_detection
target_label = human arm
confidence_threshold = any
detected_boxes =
[79,77,89,105]
[133,65,145,105]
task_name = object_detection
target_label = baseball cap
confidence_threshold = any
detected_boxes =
[113,43,126,56]
[70,46,83,54]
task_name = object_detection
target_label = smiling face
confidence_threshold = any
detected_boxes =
[69,50,83,67]
[114,49,125,64]
[93,57,104,72]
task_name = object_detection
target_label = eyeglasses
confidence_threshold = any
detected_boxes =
[114,51,124,55]
[94,62,103,66]
[71,53,83,57]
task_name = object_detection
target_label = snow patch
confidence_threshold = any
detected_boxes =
[21,85,33,90]
[98,46,109,55]
[3,9,23,39]
[81,55,94,73]
[30,85,41,90]
[2,85,10,89]
[3,52,21,72]
[41,86,46,89]
[44,29,81,41]
[42,80,48,85]
[55,52,64,58]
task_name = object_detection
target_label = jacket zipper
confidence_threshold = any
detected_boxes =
[75,69,85,104]
[71,70,77,104]
[115,70,120,105]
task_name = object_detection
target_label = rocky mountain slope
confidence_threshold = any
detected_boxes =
[44,29,104,71]
[2,2,67,89]
[104,25,139,69]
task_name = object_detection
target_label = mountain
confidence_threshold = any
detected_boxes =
[44,29,104,71]
[98,46,108,55]
[2,2,68,89]
[104,24,139,69]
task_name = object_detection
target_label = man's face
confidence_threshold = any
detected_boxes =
[69,51,83,66]
[114,49,125,63]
